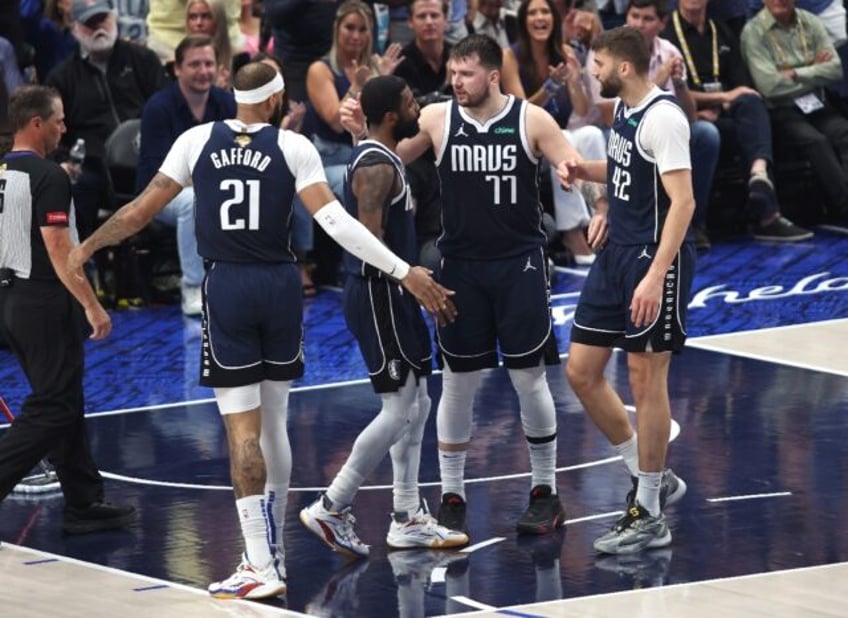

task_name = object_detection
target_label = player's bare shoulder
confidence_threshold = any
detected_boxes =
[418,100,449,147]
[522,100,564,155]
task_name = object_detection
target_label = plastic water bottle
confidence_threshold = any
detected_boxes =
[69,138,86,167]
[68,138,85,184]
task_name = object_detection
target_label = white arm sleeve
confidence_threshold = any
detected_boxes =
[313,201,410,280]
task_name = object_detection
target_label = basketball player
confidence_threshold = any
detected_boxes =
[565,27,695,555]
[67,63,454,599]
[299,75,468,557]
[343,33,583,536]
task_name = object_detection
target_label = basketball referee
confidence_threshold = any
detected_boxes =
[0,85,135,534]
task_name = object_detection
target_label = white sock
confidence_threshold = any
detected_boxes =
[636,471,662,515]
[528,435,557,492]
[236,495,274,568]
[439,450,467,499]
[614,434,639,477]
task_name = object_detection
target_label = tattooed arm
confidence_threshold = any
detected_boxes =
[68,173,182,273]
[351,162,396,239]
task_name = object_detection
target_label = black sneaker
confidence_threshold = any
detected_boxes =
[63,501,136,535]
[753,216,813,242]
[437,493,467,533]
[516,485,565,535]
[625,469,688,511]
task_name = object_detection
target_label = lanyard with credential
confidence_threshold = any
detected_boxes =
[764,12,811,70]
[672,11,719,87]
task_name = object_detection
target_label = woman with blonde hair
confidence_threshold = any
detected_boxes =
[304,0,403,199]
[186,0,244,87]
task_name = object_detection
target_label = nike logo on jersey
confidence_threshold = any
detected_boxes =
[523,257,537,272]
[638,246,653,260]
[455,124,468,137]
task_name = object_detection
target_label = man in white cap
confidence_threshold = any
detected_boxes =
[69,61,455,600]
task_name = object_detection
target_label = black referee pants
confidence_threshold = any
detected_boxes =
[0,279,104,507]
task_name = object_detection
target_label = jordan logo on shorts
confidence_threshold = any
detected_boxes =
[455,123,468,138]
[638,246,653,260]
[523,256,537,272]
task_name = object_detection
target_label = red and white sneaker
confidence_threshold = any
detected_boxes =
[208,554,286,599]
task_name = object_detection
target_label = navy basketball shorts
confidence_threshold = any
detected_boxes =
[438,247,559,372]
[200,261,304,388]
[343,276,432,393]
[571,241,697,353]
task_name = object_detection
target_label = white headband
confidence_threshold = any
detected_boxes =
[233,72,285,104]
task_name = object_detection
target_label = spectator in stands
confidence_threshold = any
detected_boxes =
[0,36,25,95]
[665,0,813,241]
[584,0,721,248]
[23,0,79,83]
[137,35,236,316]
[501,0,606,264]
[471,0,514,48]
[46,0,168,239]
[239,0,268,56]
[747,0,847,48]
[741,0,848,223]
[305,0,403,198]
[263,0,339,103]
[147,0,242,63]
[445,0,472,44]
[113,0,150,44]
[186,0,248,87]
[394,0,452,98]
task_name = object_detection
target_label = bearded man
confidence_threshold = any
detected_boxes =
[46,0,168,239]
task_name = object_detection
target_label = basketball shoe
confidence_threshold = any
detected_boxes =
[299,494,370,558]
[516,485,566,535]
[593,502,671,555]
[436,492,467,533]
[208,554,286,599]
[625,468,687,511]
[387,502,469,549]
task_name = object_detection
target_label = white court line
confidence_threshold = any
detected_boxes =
[447,595,497,611]
[706,491,792,503]
[1,542,302,616]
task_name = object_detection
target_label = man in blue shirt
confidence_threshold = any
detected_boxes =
[137,34,236,315]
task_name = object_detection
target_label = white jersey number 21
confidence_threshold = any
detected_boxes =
[220,179,261,230]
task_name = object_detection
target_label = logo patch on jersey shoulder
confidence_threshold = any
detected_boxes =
[627,118,638,127]
[46,212,68,224]
[494,127,515,135]
[234,133,252,148]
[455,124,468,137]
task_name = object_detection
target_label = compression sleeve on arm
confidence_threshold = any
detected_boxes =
[313,200,411,280]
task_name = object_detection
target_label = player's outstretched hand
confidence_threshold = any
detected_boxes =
[401,266,457,320]
[556,159,576,191]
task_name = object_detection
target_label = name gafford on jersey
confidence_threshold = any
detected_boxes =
[210,147,272,172]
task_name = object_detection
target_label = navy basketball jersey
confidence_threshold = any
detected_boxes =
[435,96,546,260]
[342,140,417,277]
[606,91,683,245]
[193,122,296,263]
